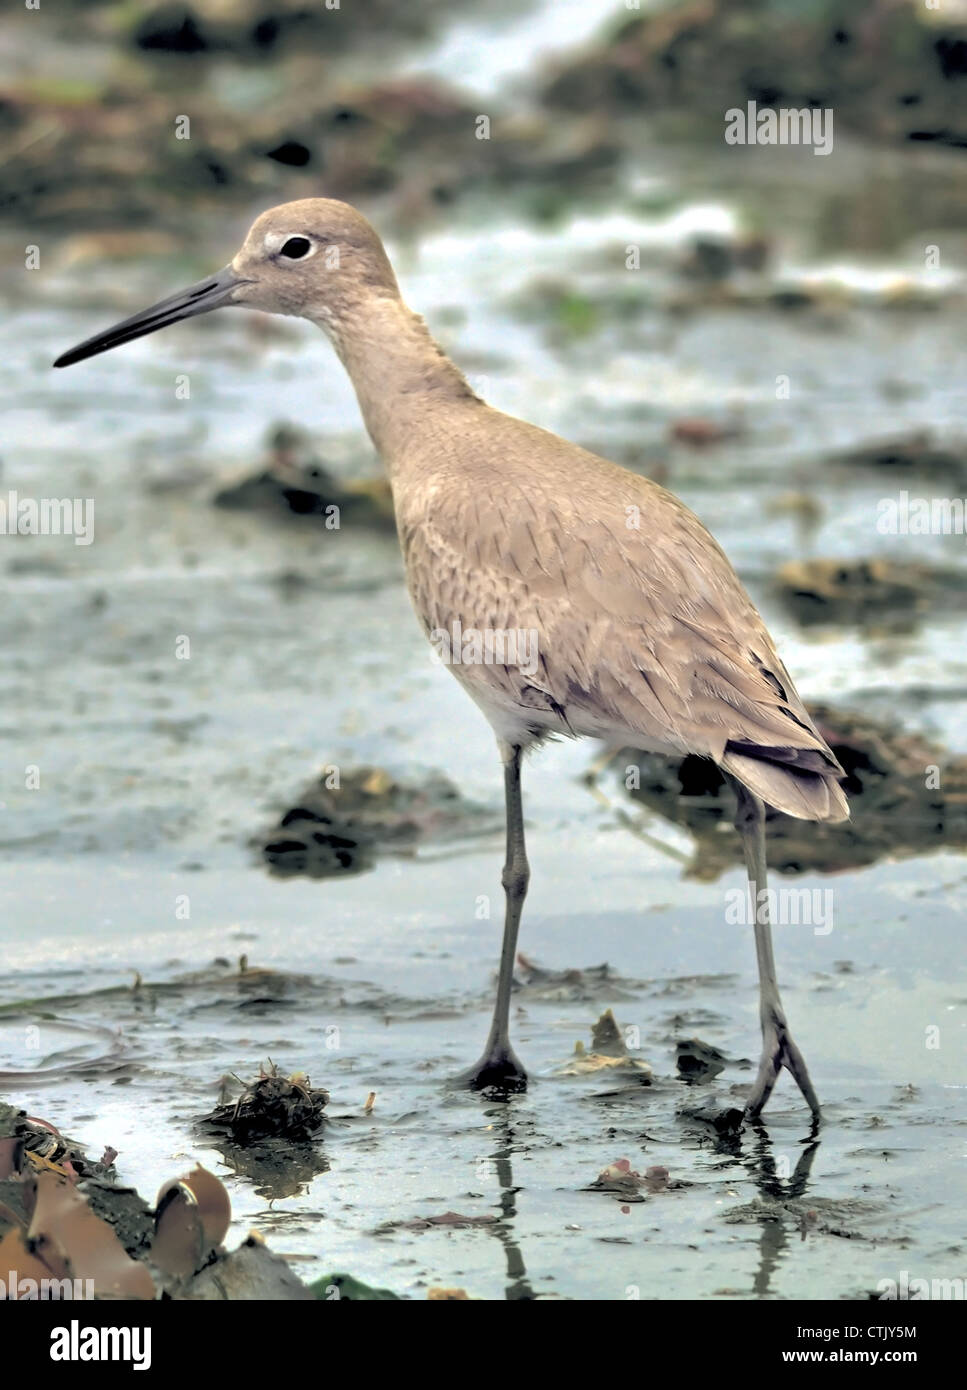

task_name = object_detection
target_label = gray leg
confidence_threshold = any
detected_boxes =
[453,741,529,1092]
[731,778,821,1121]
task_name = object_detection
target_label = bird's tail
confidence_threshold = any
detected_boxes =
[721,743,850,823]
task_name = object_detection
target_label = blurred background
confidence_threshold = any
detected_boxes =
[1,0,966,1300]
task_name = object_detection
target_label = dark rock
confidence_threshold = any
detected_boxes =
[258,765,498,879]
[775,557,967,629]
[134,6,213,54]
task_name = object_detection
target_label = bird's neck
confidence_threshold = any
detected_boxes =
[310,296,480,458]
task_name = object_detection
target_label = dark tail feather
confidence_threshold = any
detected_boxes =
[721,747,850,823]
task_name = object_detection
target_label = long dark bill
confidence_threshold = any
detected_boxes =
[53,266,243,368]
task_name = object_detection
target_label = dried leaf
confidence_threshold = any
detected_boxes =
[151,1186,205,1281]
[590,1007,627,1057]
[0,1228,57,1292]
[558,1052,652,1077]
[0,1136,23,1179]
[152,1166,231,1280]
[28,1171,155,1300]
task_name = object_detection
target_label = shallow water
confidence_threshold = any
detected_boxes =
[2,138,967,1298]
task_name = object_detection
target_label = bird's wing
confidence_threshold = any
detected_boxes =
[397,421,847,820]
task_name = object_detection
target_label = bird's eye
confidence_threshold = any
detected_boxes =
[279,236,312,259]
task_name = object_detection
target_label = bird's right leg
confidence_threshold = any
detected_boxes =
[730,777,821,1123]
[451,740,528,1093]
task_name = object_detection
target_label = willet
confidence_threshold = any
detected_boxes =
[54,198,849,1119]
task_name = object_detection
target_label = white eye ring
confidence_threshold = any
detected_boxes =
[264,232,318,262]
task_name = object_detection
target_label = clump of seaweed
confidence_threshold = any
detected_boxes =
[204,1062,329,1143]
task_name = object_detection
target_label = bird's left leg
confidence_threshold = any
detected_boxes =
[451,740,528,1093]
[731,777,821,1122]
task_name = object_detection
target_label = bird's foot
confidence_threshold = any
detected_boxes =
[744,1009,821,1124]
[449,1045,527,1095]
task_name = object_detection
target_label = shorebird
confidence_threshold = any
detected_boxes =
[54,198,849,1119]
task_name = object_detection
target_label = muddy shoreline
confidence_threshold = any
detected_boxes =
[2,0,966,1301]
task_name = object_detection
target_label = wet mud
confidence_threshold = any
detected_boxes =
[1,0,966,1302]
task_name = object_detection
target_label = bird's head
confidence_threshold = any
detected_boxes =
[54,198,398,368]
